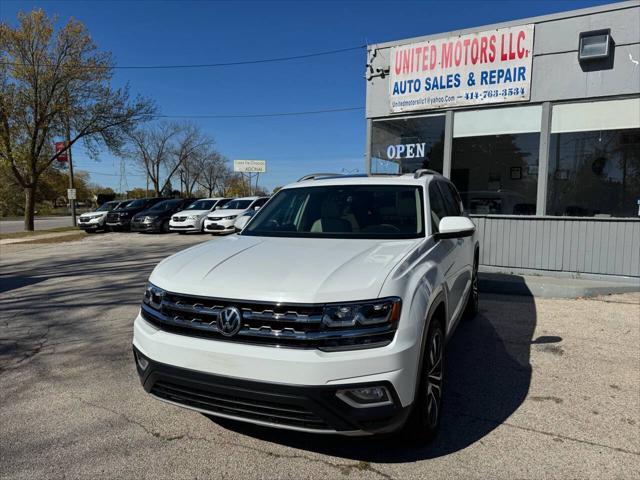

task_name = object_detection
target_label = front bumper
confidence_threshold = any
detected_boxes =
[204,219,235,233]
[131,221,162,232]
[78,219,102,229]
[106,219,131,228]
[169,222,198,232]
[133,346,410,435]
[133,312,419,435]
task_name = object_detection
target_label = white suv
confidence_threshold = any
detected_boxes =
[169,198,231,233]
[203,196,269,234]
[77,200,128,232]
[133,172,479,440]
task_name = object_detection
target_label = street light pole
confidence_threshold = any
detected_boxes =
[65,91,77,226]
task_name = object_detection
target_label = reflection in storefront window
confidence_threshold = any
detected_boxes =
[451,133,539,215]
[370,116,445,174]
[547,129,640,217]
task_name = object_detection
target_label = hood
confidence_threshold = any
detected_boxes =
[149,235,420,304]
[80,211,107,218]
[208,209,246,218]
[175,209,209,217]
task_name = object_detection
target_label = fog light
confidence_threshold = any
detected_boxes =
[135,352,149,371]
[336,386,393,408]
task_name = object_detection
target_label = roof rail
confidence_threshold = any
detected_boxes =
[297,173,342,182]
[413,169,442,179]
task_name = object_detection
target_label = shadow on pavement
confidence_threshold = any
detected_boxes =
[208,286,540,462]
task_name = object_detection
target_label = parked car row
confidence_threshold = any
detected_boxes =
[77,196,270,234]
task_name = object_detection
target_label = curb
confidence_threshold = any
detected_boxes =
[479,272,640,298]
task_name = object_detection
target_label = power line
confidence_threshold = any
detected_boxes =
[2,45,366,70]
[150,106,364,119]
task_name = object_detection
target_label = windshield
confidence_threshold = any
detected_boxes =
[185,200,216,210]
[242,185,424,239]
[148,199,181,212]
[126,199,147,209]
[95,201,119,212]
[222,199,252,210]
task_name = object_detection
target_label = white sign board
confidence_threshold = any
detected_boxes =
[67,188,76,200]
[234,160,266,173]
[389,24,534,112]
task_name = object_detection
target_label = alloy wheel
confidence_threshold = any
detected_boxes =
[425,329,443,428]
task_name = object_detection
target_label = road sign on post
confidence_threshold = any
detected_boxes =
[67,188,76,200]
[55,141,68,163]
[233,160,266,173]
[234,160,266,196]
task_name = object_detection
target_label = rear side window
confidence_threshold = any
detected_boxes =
[428,182,448,234]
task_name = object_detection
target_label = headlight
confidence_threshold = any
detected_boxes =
[322,298,401,328]
[187,215,199,220]
[89,214,102,219]
[143,283,165,310]
[144,216,156,223]
[222,215,237,220]
[120,212,130,218]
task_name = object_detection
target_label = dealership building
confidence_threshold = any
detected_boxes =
[365,1,640,279]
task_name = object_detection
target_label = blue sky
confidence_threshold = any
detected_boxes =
[1,0,611,192]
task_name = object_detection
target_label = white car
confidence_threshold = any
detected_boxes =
[77,200,129,232]
[133,171,479,440]
[203,196,269,234]
[169,198,231,233]
[232,210,257,232]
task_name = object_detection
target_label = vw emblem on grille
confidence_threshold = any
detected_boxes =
[217,306,242,337]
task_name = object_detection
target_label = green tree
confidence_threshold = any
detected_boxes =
[0,10,155,230]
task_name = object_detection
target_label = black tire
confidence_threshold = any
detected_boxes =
[463,254,479,320]
[161,220,170,233]
[403,320,444,443]
[178,231,186,235]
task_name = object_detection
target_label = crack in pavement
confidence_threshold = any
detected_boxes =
[458,412,640,456]
[2,326,52,371]
[74,397,395,480]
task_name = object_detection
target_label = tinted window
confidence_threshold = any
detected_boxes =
[437,181,462,216]
[223,199,253,210]
[252,197,269,207]
[243,185,424,239]
[428,182,448,233]
[149,200,181,212]
[127,199,147,209]
[185,200,216,210]
[95,201,119,212]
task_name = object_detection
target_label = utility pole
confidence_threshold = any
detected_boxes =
[65,91,77,226]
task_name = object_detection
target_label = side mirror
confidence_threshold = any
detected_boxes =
[435,216,475,240]
[254,206,261,211]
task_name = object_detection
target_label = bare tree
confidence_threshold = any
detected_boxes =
[127,122,180,195]
[0,10,155,230]
[197,152,230,197]
[128,122,213,196]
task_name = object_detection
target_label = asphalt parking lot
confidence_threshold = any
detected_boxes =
[1,233,639,479]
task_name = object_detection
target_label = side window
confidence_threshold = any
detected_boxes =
[254,198,268,208]
[438,181,462,217]
[428,182,448,233]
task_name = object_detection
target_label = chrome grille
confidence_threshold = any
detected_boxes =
[173,216,187,222]
[141,291,396,350]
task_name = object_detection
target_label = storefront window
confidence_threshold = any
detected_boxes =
[547,99,640,217]
[452,134,539,215]
[451,106,542,215]
[547,129,640,217]
[370,115,445,174]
